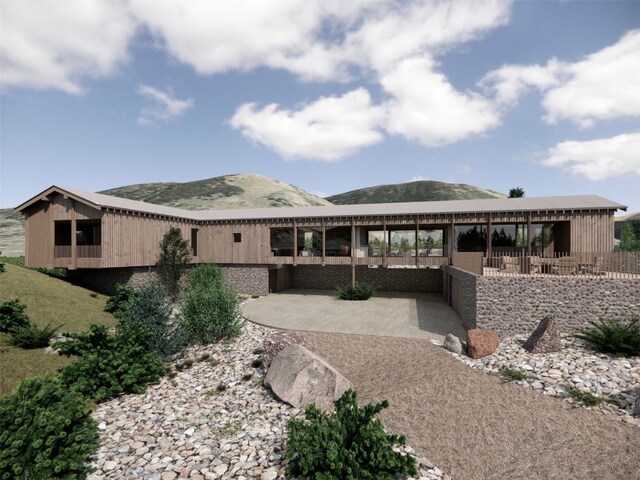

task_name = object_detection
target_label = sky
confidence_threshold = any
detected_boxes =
[1,0,639,214]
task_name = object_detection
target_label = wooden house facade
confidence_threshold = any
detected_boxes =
[15,186,626,295]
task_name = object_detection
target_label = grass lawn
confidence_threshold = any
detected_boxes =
[0,263,116,396]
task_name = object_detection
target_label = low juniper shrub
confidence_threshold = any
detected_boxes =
[0,299,30,334]
[0,376,99,480]
[118,282,185,359]
[573,317,640,357]
[336,282,375,301]
[104,283,137,318]
[286,389,417,479]
[9,322,63,349]
[55,324,166,402]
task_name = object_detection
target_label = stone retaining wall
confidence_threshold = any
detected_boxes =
[443,266,640,336]
[68,264,270,296]
[292,265,442,293]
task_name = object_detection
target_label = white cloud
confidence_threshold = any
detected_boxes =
[230,88,384,161]
[137,85,194,126]
[541,132,640,180]
[481,29,640,127]
[410,175,427,182]
[543,30,640,127]
[0,0,135,93]
[382,57,501,146]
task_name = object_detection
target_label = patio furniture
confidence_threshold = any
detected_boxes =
[500,256,520,274]
[554,257,577,275]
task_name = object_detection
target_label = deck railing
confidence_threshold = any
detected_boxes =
[480,252,639,279]
[53,245,102,259]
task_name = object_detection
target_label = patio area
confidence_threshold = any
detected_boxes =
[241,289,467,342]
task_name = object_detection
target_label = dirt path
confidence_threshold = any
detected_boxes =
[305,332,640,480]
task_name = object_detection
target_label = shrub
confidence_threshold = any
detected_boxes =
[55,324,166,402]
[180,264,242,344]
[563,384,605,407]
[336,282,375,301]
[9,322,63,349]
[0,376,99,479]
[104,283,137,318]
[286,389,417,479]
[155,227,191,301]
[499,366,530,383]
[573,317,640,357]
[118,282,184,358]
[0,299,30,334]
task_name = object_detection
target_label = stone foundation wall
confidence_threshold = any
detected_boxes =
[475,276,640,336]
[68,264,270,297]
[442,266,477,330]
[291,265,442,293]
[443,266,640,336]
[219,264,269,296]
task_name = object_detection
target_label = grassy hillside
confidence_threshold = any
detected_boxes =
[0,264,116,396]
[100,173,332,210]
[327,180,506,204]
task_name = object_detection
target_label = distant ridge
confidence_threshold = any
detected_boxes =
[99,173,332,210]
[327,180,506,205]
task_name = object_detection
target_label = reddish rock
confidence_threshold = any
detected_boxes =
[467,329,500,359]
[523,315,562,354]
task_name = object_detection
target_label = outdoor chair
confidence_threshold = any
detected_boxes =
[500,256,520,273]
[554,257,577,275]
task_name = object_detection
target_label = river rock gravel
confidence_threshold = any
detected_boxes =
[439,334,640,427]
[88,320,447,479]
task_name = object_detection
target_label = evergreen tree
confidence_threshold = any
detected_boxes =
[155,227,192,301]
[509,187,525,198]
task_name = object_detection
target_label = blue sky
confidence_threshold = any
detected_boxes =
[1,0,639,213]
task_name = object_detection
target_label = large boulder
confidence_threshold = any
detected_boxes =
[262,331,310,369]
[264,344,352,411]
[467,329,499,359]
[443,334,463,355]
[523,315,562,354]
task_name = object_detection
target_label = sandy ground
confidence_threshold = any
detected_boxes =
[304,332,640,480]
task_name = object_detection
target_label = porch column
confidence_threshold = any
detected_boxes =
[293,220,297,266]
[321,218,326,266]
[449,215,456,256]
[527,213,532,256]
[415,215,420,267]
[351,218,356,287]
[487,214,492,258]
[71,199,77,270]
[382,216,387,267]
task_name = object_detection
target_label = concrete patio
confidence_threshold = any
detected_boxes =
[242,289,467,341]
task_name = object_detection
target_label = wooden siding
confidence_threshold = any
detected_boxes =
[18,191,619,270]
[101,212,198,268]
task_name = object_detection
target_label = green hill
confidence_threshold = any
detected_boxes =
[0,264,116,396]
[327,180,506,204]
[100,173,332,210]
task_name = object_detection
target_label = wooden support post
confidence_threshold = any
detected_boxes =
[382,216,387,267]
[415,215,420,267]
[352,264,356,287]
[71,199,77,270]
[351,217,356,265]
[321,218,326,266]
[487,214,492,259]
[449,215,456,257]
[293,220,297,266]
[527,213,532,256]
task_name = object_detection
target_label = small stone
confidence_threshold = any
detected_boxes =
[213,464,228,475]
[443,334,463,355]
[261,469,278,480]
[161,472,177,480]
[103,461,118,471]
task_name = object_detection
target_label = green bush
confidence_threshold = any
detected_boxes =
[155,227,191,301]
[0,299,30,334]
[180,264,242,344]
[118,282,184,358]
[104,283,137,318]
[9,322,63,349]
[336,282,375,301]
[55,324,166,402]
[0,376,99,480]
[286,389,417,479]
[573,317,640,357]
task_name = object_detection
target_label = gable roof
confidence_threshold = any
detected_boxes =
[15,185,627,222]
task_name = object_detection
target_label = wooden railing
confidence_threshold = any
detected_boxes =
[451,251,484,275]
[53,245,102,258]
[482,252,639,278]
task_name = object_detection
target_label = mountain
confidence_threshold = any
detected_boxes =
[99,173,332,210]
[1,175,507,257]
[327,180,506,204]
